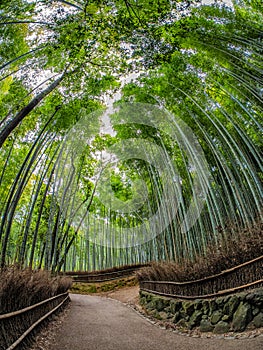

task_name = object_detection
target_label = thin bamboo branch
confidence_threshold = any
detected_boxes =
[0,46,46,71]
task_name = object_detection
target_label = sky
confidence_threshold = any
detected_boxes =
[202,0,233,6]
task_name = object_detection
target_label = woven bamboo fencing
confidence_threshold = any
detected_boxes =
[65,264,147,283]
[0,292,69,350]
[139,256,263,299]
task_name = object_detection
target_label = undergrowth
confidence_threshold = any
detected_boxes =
[70,276,137,294]
[0,267,72,314]
[136,219,263,282]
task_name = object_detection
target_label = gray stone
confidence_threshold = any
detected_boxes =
[223,295,231,303]
[176,318,188,329]
[222,315,230,322]
[211,310,223,325]
[201,301,209,315]
[146,293,153,302]
[239,293,247,301]
[213,321,230,334]
[166,313,173,319]
[162,298,171,308]
[194,299,203,310]
[247,321,256,330]
[164,306,171,313]
[252,307,260,316]
[246,291,263,308]
[147,309,155,316]
[153,297,164,311]
[140,297,147,305]
[216,297,225,307]
[209,300,218,315]
[200,319,214,332]
[159,311,168,320]
[172,312,181,323]
[146,302,154,310]
[182,301,195,316]
[232,302,252,332]
[153,311,162,320]
[245,292,255,302]
[142,291,152,302]
[170,300,182,313]
[252,312,263,328]
[188,310,203,329]
[223,295,239,317]
[186,315,190,321]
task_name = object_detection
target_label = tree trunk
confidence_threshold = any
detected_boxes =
[0,73,65,148]
[56,182,98,272]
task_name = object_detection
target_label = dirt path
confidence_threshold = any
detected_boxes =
[48,293,262,350]
[98,285,140,304]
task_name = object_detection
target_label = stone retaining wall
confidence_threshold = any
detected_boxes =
[140,289,263,334]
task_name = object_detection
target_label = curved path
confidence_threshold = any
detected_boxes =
[51,294,263,350]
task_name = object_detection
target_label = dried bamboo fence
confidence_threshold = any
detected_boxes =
[139,256,263,299]
[65,264,147,283]
[0,292,69,350]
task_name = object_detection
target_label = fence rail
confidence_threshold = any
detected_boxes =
[0,292,69,350]
[65,265,146,283]
[139,255,263,299]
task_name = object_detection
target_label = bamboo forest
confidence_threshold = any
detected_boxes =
[0,0,262,273]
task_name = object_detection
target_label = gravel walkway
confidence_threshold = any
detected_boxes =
[44,293,263,350]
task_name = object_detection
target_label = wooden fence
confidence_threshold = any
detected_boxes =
[0,292,69,350]
[139,255,263,299]
[65,264,147,283]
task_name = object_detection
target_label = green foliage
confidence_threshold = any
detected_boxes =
[0,0,262,271]
[70,276,137,294]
